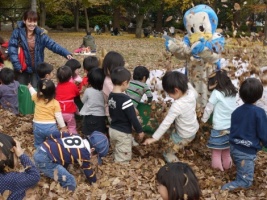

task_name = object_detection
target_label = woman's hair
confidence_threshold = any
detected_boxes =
[37,79,56,103]
[102,51,125,76]
[0,68,14,85]
[133,66,150,81]
[156,162,201,200]
[208,70,237,97]
[162,71,188,94]
[83,56,99,72]
[88,68,105,90]
[36,62,53,79]
[65,59,81,78]
[0,133,16,173]
[110,67,131,85]
[239,78,263,104]
[23,10,38,22]
[56,65,72,83]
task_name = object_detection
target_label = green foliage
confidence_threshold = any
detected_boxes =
[46,15,74,28]
[89,15,111,27]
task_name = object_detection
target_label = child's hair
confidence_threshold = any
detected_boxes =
[162,71,188,94]
[239,78,263,104]
[0,133,16,173]
[83,56,99,72]
[36,62,53,79]
[133,66,150,81]
[110,67,131,86]
[102,51,125,76]
[0,68,14,85]
[88,68,105,91]
[37,79,56,103]
[56,65,72,83]
[208,69,237,97]
[156,162,201,200]
[65,59,81,78]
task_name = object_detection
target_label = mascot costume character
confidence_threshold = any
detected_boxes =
[165,4,225,112]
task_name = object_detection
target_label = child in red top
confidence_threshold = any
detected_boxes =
[56,66,80,134]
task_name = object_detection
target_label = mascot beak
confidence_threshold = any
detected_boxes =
[189,32,213,44]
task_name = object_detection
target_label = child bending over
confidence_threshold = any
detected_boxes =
[108,67,144,162]
[80,68,106,135]
[143,71,199,163]
[222,78,267,190]
[34,131,109,191]
[0,133,40,199]
[55,66,80,134]
[126,65,153,107]
[0,68,20,114]
[201,70,237,171]
[28,79,68,148]
[156,162,201,200]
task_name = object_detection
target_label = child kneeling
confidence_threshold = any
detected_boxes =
[34,131,109,191]
[143,71,199,162]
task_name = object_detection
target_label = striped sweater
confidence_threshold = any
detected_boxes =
[40,132,96,183]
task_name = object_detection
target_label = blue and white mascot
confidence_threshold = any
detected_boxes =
[165,4,225,111]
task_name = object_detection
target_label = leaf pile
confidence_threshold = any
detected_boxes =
[0,32,267,199]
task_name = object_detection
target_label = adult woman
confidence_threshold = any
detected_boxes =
[8,10,72,87]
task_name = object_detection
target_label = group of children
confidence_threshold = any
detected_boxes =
[0,49,267,199]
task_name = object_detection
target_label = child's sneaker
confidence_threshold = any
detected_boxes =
[163,152,179,163]
[132,136,139,146]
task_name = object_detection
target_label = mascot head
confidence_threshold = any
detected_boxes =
[183,4,218,44]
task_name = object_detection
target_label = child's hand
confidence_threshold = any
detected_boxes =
[13,140,24,157]
[142,138,157,145]
[60,126,69,133]
[27,83,32,89]
[138,132,145,140]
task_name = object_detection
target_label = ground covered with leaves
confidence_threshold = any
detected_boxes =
[1,32,267,199]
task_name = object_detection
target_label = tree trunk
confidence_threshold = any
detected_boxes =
[31,0,37,12]
[39,1,46,27]
[113,7,120,29]
[264,3,267,46]
[155,3,164,32]
[135,14,144,38]
[74,2,80,31]
[84,7,89,33]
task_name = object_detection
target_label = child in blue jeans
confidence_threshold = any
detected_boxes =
[34,131,109,191]
[222,78,267,190]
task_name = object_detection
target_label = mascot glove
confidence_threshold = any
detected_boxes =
[198,47,220,64]
[166,40,191,58]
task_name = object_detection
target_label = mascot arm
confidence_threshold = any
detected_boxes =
[164,36,191,60]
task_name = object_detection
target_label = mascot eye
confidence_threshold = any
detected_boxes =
[199,25,205,32]
[191,27,195,33]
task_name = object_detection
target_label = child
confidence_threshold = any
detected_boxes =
[65,59,82,86]
[126,65,153,107]
[255,67,267,115]
[36,62,53,80]
[222,78,267,190]
[0,68,20,114]
[0,133,40,199]
[33,131,109,191]
[108,67,144,162]
[201,70,237,171]
[28,79,68,148]
[80,56,99,92]
[102,51,125,117]
[80,68,106,135]
[156,162,201,200]
[143,71,199,163]
[55,66,80,134]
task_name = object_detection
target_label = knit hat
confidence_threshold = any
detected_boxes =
[0,133,16,172]
[87,131,109,164]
